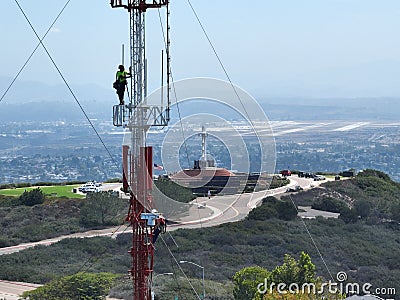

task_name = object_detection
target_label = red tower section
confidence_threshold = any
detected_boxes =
[123,145,166,299]
[125,147,153,299]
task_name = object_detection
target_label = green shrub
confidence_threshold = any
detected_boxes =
[18,188,45,206]
[0,184,14,190]
[233,266,270,300]
[390,202,400,223]
[154,177,196,203]
[80,191,127,227]
[339,207,358,223]
[15,182,32,188]
[357,169,392,182]
[312,197,348,213]
[21,272,118,300]
[353,199,373,219]
[269,177,290,189]
[104,178,122,183]
[248,196,297,221]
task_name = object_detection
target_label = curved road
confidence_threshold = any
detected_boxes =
[0,280,41,300]
[0,177,316,255]
[170,176,321,230]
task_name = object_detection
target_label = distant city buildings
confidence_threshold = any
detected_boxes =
[0,120,399,183]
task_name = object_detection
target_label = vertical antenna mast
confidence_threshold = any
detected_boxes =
[110,1,170,299]
[122,44,125,65]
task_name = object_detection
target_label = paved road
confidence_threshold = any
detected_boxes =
[0,177,314,255]
[0,280,41,300]
[173,176,331,229]
[298,206,340,219]
[0,178,332,251]
[0,177,325,297]
[0,280,121,300]
[0,178,321,256]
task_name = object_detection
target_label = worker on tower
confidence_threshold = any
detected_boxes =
[114,65,131,105]
[152,218,166,244]
[110,0,123,7]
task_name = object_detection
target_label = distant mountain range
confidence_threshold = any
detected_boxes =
[0,76,399,121]
[0,76,115,121]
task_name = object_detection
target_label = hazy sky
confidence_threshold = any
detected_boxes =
[2,0,400,99]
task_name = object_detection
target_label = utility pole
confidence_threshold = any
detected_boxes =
[110,1,170,299]
[180,260,205,299]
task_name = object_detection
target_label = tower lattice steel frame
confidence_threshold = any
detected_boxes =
[110,1,170,299]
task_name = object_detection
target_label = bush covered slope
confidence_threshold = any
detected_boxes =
[0,170,398,298]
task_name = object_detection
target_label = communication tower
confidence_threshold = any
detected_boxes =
[110,1,170,299]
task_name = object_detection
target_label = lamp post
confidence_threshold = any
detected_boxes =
[151,272,173,300]
[180,260,205,299]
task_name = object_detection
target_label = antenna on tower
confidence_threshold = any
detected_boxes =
[201,125,208,163]
[122,44,125,65]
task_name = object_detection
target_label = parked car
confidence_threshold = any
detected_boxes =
[313,175,326,181]
[280,169,292,177]
[78,182,102,193]
[286,185,303,192]
[90,180,102,187]
[197,203,207,209]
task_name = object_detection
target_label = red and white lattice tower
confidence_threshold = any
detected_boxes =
[110,1,170,299]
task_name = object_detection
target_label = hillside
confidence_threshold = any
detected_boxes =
[0,170,398,299]
[286,169,400,224]
[0,180,196,247]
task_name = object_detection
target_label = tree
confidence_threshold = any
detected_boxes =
[311,197,347,214]
[248,197,297,221]
[391,202,400,223]
[276,200,298,221]
[18,187,45,206]
[271,254,299,286]
[80,191,126,227]
[154,177,196,203]
[233,253,317,300]
[357,169,392,182]
[297,252,316,285]
[271,252,316,286]
[233,266,270,300]
[353,199,372,219]
[21,272,117,300]
[339,207,358,224]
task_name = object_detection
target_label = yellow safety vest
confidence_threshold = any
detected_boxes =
[116,70,127,83]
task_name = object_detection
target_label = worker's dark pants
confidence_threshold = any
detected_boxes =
[116,83,125,104]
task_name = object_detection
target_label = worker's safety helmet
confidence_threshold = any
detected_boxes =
[118,65,124,71]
